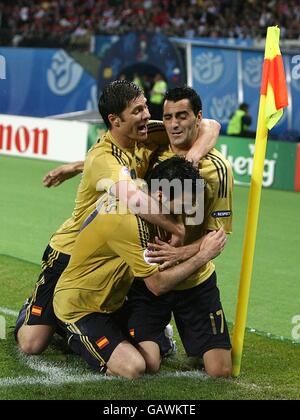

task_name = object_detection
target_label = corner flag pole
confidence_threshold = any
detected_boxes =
[232,26,288,378]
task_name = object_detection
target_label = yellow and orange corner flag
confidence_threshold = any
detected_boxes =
[260,27,289,129]
[232,26,288,378]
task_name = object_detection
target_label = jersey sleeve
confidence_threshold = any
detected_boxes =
[88,152,134,194]
[108,215,159,278]
[203,157,234,234]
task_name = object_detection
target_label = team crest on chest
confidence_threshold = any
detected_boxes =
[135,156,143,167]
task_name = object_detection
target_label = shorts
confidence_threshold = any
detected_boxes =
[24,245,70,326]
[126,272,231,358]
[125,279,173,355]
[59,308,130,373]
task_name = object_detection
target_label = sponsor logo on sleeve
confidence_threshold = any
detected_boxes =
[211,210,231,218]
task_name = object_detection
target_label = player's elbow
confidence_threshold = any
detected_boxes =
[211,119,221,137]
[151,286,164,297]
[145,280,161,296]
[144,273,166,296]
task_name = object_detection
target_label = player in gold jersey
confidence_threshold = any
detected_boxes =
[15,81,220,356]
[53,157,227,379]
[126,87,233,378]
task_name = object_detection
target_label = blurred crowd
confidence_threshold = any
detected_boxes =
[0,0,299,48]
[125,72,168,120]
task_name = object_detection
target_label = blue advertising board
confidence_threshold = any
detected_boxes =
[0,48,97,117]
[290,54,300,136]
[94,35,119,59]
[191,45,298,135]
[192,47,238,129]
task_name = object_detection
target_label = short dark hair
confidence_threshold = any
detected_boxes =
[164,86,202,116]
[146,156,201,201]
[240,103,249,112]
[98,80,143,128]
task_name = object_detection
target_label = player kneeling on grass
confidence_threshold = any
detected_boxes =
[53,157,227,379]
[14,80,219,356]
[125,87,233,378]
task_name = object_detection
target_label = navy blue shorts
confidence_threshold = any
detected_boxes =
[125,279,172,354]
[58,309,130,373]
[126,272,231,358]
[24,245,70,326]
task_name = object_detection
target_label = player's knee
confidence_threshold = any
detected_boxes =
[18,337,45,355]
[123,358,146,379]
[145,355,161,374]
[205,362,232,378]
[17,332,49,355]
[17,325,54,355]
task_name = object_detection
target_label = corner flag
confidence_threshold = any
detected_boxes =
[232,27,288,377]
[260,27,289,129]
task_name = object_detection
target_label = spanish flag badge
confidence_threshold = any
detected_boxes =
[96,336,109,350]
[31,306,43,317]
[129,328,135,338]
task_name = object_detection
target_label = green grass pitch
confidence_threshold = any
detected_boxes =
[0,155,299,400]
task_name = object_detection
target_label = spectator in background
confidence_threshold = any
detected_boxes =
[149,73,167,120]
[70,22,92,51]
[226,103,255,138]
[133,73,144,90]
[1,1,300,47]
[142,74,152,102]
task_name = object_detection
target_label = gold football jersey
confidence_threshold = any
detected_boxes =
[153,146,233,290]
[53,196,159,323]
[50,122,167,254]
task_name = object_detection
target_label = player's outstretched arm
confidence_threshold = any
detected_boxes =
[185,119,221,165]
[144,229,226,295]
[43,161,84,187]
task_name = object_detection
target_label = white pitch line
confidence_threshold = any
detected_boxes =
[0,369,208,387]
[0,306,208,387]
[0,372,112,387]
[0,307,18,317]
[0,307,261,391]
[0,347,210,387]
[0,307,233,388]
[19,350,209,383]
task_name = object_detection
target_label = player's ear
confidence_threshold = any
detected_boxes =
[196,111,202,126]
[108,114,121,128]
